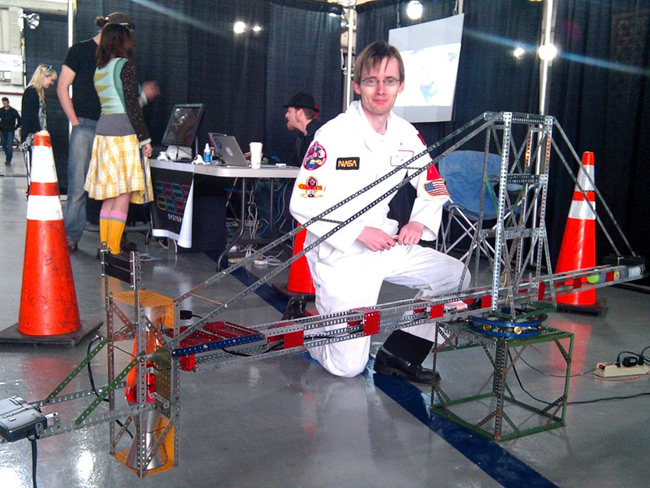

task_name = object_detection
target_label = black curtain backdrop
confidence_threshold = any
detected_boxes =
[266,3,342,162]
[24,12,69,189]
[23,0,649,282]
[550,0,650,284]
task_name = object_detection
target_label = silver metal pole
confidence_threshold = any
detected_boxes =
[343,7,357,111]
[67,0,74,136]
[538,0,556,115]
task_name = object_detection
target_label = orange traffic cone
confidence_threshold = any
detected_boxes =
[555,151,602,314]
[17,131,82,335]
[286,226,315,294]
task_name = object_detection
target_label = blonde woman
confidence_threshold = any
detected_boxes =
[21,64,58,143]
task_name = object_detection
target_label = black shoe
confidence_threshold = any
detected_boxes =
[282,295,307,320]
[120,237,138,252]
[373,346,440,385]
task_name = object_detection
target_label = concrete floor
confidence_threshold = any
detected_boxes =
[1,151,649,488]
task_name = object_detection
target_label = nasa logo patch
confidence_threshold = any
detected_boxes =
[336,157,360,170]
[303,142,327,171]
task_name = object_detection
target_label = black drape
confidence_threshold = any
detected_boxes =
[24,12,69,190]
[266,3,342,162]
[550,0,650,283]
[23,0,649,283]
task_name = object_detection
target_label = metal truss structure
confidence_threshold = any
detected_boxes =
[3,112,645,476]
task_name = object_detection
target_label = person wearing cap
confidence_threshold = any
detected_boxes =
[59,12,158,253]
[290,41,468,383]
[83,21,156,256]
[0,97,21,166]
[284,92,323,167]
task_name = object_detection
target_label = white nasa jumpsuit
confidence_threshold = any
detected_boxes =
[290,101,468,378]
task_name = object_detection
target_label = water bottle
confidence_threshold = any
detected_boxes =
[203,143,212,163]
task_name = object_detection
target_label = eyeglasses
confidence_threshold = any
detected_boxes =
[44,65,53,74]
[360,77,401,88]
[118,22,136,30]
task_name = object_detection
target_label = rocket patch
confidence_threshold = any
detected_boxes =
[302,142,327,171]
[297,176,323,198]
[424,178,449,197]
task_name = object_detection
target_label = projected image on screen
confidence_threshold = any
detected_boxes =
[398,44,461,107]
[389,14,465,123]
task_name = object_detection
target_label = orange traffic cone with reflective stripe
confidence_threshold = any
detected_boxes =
[286,226,316,294]
[555,151,602,314]
[17,131,82,335]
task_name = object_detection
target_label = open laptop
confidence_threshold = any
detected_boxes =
[208,133,249,167]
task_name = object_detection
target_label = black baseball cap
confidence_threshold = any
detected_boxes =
[284,92,319,113]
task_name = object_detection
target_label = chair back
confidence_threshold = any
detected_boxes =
[438,150,501,220]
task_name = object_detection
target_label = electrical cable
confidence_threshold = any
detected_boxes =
[507,350,555,407]
[567,391,650,406]
[29,437,38,488]
[86,335,133,439]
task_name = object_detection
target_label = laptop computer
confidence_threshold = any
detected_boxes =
[208,133,249,167]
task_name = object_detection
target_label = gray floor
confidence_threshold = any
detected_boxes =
[1,151,649,488]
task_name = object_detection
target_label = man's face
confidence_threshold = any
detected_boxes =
[285,107,300,131]
[2,100,8,109]
[353,56,404,119]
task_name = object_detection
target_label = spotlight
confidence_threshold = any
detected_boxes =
[20,12,40,30]
[513,46,525,59]
[538,43,558,61]
[252,24,262,34]
[233,21,247,34]
[406,1,424,21]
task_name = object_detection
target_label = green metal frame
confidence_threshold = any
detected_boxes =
[431,323,574,442]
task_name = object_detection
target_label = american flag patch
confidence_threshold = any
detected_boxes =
[424,178,449,196]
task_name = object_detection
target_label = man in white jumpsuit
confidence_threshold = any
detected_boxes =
[290,41,468,383]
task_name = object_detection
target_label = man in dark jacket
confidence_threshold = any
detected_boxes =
[0,97,21,165]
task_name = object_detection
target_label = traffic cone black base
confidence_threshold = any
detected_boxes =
[555,300,605,316]
[0,321,102,346]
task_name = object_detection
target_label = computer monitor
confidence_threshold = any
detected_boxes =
[161,103,204,161]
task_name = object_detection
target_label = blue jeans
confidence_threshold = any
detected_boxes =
[63,118,97,242]
[1,130,14,163]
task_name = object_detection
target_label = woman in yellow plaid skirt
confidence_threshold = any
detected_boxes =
[84,19,159,254]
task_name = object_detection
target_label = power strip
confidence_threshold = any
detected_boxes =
[595,362,650,378]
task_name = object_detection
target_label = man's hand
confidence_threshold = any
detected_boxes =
[396,221,425,245]
[357,227,396,252]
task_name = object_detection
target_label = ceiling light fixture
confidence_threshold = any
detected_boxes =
[538,42,558,61]
[513,46,525,59]
[233,21,247,34]
[406,1,424,21]
[20,12,40,30]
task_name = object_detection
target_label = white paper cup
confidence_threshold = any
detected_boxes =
[250,142,263,169]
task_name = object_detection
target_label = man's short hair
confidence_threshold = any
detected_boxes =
[353,41,405,84]
[1,97,8,102]
[301,108,318,120]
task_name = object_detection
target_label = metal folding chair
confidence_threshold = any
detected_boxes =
[437,150,501,262]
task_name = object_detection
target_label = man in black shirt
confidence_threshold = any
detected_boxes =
[58,12,130,252]
[0,97,21,165]
[284,92,323,167]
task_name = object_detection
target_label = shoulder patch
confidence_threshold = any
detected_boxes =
[424,178,449,197]
[302,142,327,171]
[336,157,360,170]
[297,176,323,198]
